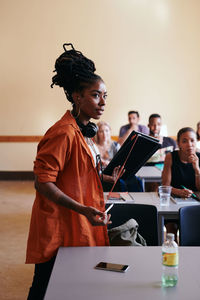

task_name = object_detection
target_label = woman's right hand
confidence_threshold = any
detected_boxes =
[176,188,193,198]
[80,206,111,226]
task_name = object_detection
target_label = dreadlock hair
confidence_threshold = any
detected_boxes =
[51,43,102,103]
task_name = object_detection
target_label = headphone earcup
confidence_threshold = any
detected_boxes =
[76,120,98,138]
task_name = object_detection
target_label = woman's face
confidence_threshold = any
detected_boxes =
[98,124,111,143]
[75,80,107,123]
[178,131,197,155]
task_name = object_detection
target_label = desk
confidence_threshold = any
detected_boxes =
[136,166,162,190]
[105,192,200,245]
[44,246,200,300]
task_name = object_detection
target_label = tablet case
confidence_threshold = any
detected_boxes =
[103,131,161,179]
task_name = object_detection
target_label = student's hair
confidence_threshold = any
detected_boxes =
[51,43,102,103]
[196,121,200,140]
[128,111,139,118]
[148,113,161,122]
[177,127,196,142]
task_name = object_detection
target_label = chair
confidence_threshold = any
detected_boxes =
[179,205,200,246]
[106,203,158,246]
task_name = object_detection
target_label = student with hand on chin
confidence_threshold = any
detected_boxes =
[162,127,200,239]
[118,111,149,146]
[162,127,200,197]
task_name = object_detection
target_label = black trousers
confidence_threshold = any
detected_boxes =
[27,256,56,300]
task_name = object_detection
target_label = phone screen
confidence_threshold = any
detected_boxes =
[95,262,129,272]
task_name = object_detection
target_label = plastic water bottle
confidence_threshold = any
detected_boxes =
[162,233,178,287]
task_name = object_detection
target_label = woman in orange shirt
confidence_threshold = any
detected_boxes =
[26,43,116,299]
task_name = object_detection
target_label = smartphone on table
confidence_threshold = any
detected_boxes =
[95,262,129,273]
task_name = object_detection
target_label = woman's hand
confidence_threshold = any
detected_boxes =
[112,166,121,181]
[80,206,112,226]
[176,188,193,198]
[102,165,125,184]
[188,153,200,173]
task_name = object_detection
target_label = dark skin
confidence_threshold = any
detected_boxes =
[35,80,112,226]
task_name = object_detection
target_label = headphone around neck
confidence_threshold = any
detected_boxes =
[76,119,98,138]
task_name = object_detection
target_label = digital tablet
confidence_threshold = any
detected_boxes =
[103,131,161,179]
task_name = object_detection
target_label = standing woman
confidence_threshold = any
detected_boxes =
[26,44,111,299]
[162,127,200,197]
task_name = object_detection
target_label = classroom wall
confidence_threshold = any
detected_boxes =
[1,0,200,171]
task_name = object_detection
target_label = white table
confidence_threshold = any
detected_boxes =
[44,246,200,300]
[105,192,200,245]
[136,166,162,190]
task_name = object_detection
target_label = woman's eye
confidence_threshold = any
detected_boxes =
[93,93,100,98]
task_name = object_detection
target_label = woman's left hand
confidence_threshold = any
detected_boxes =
[188,153,200,172]
[111,165,125,182]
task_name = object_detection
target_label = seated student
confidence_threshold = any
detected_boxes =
[162,127,200,197]
[95,121,120,167]
[146,113,177,165]
[95,121,143,192]
[162,127,200,240]
[196,121,200,151]
[118,111,149,145]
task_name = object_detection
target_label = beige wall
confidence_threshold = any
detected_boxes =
[1,0,200,170]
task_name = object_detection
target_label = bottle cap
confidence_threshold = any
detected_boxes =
[166,233,175,241]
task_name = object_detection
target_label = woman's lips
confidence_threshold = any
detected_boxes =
[96,109,104,115]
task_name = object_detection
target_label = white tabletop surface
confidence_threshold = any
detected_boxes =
[44,246,200,300]
[136,166,162,179]
[105,192,200,213]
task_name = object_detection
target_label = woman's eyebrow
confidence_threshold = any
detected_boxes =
[91,89,107,94]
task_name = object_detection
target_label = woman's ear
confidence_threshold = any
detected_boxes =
[72,92,81,106]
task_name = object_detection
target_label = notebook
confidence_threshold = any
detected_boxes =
[103,130,161,179]
[170,192,200,204]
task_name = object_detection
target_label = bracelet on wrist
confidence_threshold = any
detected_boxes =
[195,173,200,177]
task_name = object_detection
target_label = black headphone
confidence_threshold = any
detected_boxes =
[76,119,98,138]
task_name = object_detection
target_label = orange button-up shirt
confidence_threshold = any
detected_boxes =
[26,111,109,264]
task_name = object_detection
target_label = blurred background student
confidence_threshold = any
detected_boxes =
[146,113,177,166]
[118,110,149,145]
[95,121,120,167]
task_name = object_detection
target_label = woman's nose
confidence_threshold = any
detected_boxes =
[99,96,106,106]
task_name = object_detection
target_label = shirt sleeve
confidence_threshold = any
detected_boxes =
[34,132,71,183]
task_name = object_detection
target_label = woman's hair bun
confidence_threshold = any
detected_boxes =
[51,43,101,103]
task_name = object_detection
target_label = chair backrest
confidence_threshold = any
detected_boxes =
[179,205,200,246]
[106,203,158,246]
